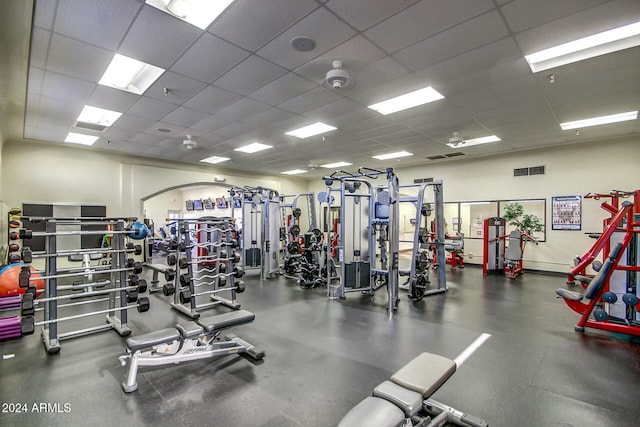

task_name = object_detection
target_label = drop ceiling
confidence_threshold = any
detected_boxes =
[18,0,640,177]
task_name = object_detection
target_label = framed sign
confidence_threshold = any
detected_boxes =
[552,196,581,230]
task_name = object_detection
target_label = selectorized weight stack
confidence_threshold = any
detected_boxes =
[230,186,280,280]
[320,167,401,312]
[483,217,506,275]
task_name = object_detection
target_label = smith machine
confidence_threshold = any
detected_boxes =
[320,167,402,312]
[229,186,280,280]
[278,193,319,279]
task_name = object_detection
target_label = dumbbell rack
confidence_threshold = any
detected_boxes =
[166,217,244,320]
[18,218,150,354]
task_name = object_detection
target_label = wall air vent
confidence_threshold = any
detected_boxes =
[75,121,107,132]
[529,165,545,175]
[514,166,545,177]
[426,155,446,160]
[444,152,465,157]
[413,177,434,184]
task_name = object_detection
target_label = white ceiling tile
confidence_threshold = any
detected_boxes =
[29,94,84,121]
[54,0,141,50]
[33,0,56,29]
[41,71,96,103]
[128,96,178,120]
[118,5,202,69]
[183,85,241,112]
[501,0,609,33]
[110,114,157,132]
[47,33,113,81]
[248,72,317,105]
[365,0,495,53]
[242,108,297,128]
[278,86,342,114]
[29,28,50,69]
[191,114,236,134]
[214,55,287,95]
[256,8,357,70]
[146,72,208,104]
[162,106,210,128]
[170,33,250,83]
[89,85,140,112]
[210,0,318,51]
[27,67,45,95]
[215,98,272,122]
[325,0,420,31]
[145,121,187,137]
[348,56,409,95]
[393,11,510,72]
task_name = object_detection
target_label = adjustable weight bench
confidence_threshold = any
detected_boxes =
[119,309,264,392]
[339,352,488,427]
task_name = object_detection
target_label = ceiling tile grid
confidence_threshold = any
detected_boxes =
[19,0,640,177]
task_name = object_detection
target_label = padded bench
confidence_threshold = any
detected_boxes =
[121,309,263,393]
[339,352,487,427]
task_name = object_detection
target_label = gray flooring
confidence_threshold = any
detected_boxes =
[1,264,640,427]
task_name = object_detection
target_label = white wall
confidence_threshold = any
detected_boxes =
[1,139,308,221]
[307,136,640,273]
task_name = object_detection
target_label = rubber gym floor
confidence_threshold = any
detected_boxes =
[1,262,640,427]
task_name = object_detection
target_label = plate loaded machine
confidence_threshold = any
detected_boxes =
[229,186,280,280]
[482,217,538,279]
[278,193,319,280]
[557,190,640,337]
[163,217,245,320]
[398,181,447,301]
[320,167,401,312]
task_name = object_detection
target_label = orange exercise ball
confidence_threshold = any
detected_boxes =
[0,264,44,297]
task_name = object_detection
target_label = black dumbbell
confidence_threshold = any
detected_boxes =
[179,289,191,304]
[163,283,175,296]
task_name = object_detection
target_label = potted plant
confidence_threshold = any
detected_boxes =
[503,202,544,235]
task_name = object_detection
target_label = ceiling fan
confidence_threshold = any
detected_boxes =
[447,132,467,148]
[181,135,198,150]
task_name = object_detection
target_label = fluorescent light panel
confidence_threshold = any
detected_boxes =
[99,53,165,95]
[559,111,638,130]
[446,135,501,148]
[281,169,307,175]
[525,20,640,72]
[65,132,99,146]
[234,142,272,154]
[285,122,337,139]
[368,86,445,115]
[146,0,234,30]
[77,105,122,127]
[372,151,413,160]
[200,156,230,164]
[320,161,352,168]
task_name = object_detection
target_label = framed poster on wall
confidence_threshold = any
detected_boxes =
[552,196,581,230]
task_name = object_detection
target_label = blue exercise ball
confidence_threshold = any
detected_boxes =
[130,222,149,240]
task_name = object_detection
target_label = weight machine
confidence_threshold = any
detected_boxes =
[398,182,447,301]
[278,193,318,279]
[482,217,538,278]
[229,186,280,280]
[556,199,640,336]
[320,167,401,312]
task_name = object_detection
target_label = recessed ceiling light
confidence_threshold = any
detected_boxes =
[368,86,445,115]
[99,53,165,95]
[281,169,308,175]
[200,156,230,164]
[234,142,273,154]
[525,20,640,72]
[77,105,122,127]
[285,122,337,139]
[446,135,501,148]
[559,111,638,130]
[320,161,352,168]
[146,0,234,30]
[65,132,99,146]
[372,151,413,160]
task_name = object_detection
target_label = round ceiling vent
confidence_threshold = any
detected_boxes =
[291,36,316,52]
